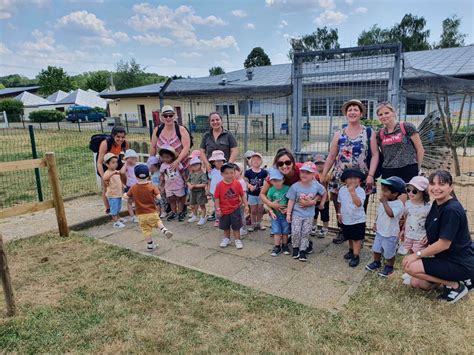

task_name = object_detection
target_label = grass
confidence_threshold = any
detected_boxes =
[1,234,472,353]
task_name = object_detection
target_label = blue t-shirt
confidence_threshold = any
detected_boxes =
[151,171,160,188]
[244,168,268,196]
[286,181,326,218]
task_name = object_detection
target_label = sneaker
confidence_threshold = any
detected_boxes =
[146,242,156,251]
[220,238,231,248]
[160,211,168,218]
[349,255,360,267]
[178,212,186,222]
[332,230,344,244]
[248,225,255,232]
[113,221,126,229]
[188,212,195,219]
[319,228,328,238]
[282,244,290,255]
[292,247,300,259]
[257,223,266,231]
[403,275,412,285]
[463,279,473,292]
[207,212,216,221]
[344,249,354,260]
[240,227,248,236]
[197,217,206,226]
[167,212,177,221]
[310,226,319,237]
[397,245,409,256]
[213,220,220,227]
[161,228,173,239]
[187,215,198,223]
[365,260,382,271]
[299,250,307,262]
[306,240,313,254]
[438,286,453,300]
[131,216,139,223]
[271,246,282,257]
[118,218,126,223]
[235,239,243,249]
[378,265,394,278]
[445,282,468,304]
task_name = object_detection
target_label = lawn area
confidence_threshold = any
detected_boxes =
[1,234,472,353]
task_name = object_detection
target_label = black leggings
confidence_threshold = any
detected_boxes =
[382,163,419,183]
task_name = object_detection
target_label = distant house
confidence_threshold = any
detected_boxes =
[40,89,108,112]
[46,90,68,103]
[13,91,52,119]
[0,86,40,100]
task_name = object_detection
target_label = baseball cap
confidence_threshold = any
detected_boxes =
[314,154,326,164]
[244,150,255,159]
[268,167,284,180]
[408,176,429,191]
[103,152,117,163]
[381,176,406,194]
[161,105,174,114]
[146,156,160,168]
[134,164,149,179]
[300,161,317,173]
[251,152,263,159]
[190,157,202,165]
[124,149,138,159]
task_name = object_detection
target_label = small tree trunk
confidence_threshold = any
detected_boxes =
[451,146,461,176]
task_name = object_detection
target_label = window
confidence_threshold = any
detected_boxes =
[406,98,426,115]
[216,104,236,115]
[238,100,259,115]
[310,99,327,116]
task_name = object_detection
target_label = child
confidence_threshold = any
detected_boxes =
[244,152,268,231]
[337,169,367,267]
[286,162,327,262]
[214,163,249,249]
[235,163,248,236]
[208,150,226,227]
[125,164,173,251]
[147,155,167,218]
[312,154,330,238]
[102,153,125,228]
[266,168,291,256]
[121,149,139,223]
[366,176,405,277]
[187,157,208,226]
[159,145,186,222]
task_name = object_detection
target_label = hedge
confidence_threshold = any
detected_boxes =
[29,110,65,123]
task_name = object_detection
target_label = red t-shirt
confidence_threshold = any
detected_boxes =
[214,179,244,215]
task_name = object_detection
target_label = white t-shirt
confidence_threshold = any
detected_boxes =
[405,200,431,240]
[338,186,366,225]
[209,168,223,195]
[238,178,247,192]
[376,199,404,237]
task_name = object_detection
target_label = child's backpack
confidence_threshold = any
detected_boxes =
[156,122,194,148]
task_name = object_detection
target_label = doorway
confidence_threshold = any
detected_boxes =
[138,104,146,127]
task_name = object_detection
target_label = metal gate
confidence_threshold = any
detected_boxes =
[291,43,402,157]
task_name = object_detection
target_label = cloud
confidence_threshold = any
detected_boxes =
[0,0,50,20]
[318,0,335,9]
[133,34,174,46]
[244,23,255,30]
[278,20,288,28]
[345,0,354,4]
[231,9,247,18]
[179,52,202,59]
[112,52,122,58]
[180,34,239,50]
[158,57,177,66]
[265,0,322,10]
[354,7,368,13]
[0,42,11,54]
[314,10,348,26]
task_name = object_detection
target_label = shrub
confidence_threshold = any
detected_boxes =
[29,110,65,122]
[0,99,24,122]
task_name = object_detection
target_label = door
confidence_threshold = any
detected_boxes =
[174,106,182,125]
[138,104,147,127]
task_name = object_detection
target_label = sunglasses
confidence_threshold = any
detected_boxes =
[163,114,174,118]
[277,160,292,167]
[406,187,419,194]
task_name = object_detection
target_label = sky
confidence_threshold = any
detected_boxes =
[0,0,473,79]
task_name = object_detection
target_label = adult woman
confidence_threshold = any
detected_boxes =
[200,112,238,171]
[403,170,474,304]
[150,105,191,170]
[376,101,424,182]
[96,126,129,213]
[321,99,379,244]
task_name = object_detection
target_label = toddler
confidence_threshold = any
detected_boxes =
[121,149,139,223]
[235,163,248,236]
[312,154,330,238]
[208,150,226,227]
[245,152,268,231]
[187,157,208,226]
[147,155,167,218]
[103,152,125,228]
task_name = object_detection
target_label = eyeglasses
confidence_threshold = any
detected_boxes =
[277,160,292,167]
[163,114,174,118]
[406,187,419,194]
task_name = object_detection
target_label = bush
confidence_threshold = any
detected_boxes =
[29,110,65,122]
[0,99,24,122]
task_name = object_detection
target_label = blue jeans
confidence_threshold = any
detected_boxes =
[108,197,122,216]
[271,214,290,235]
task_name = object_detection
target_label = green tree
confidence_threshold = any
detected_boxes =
[85,71,110,92]
[37,66,74,96]
[0,99,24,121]
[244,47,271,68]
[435,15,467,48]
[0,83,5,90]
[0,74,37,87]
[288,26,340,59]
[209,66,225,76]
[142,73,168,85]
[114,59,145,90]
[357,25,392,46]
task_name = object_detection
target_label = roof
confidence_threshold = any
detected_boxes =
[14,91,51,106]
[46,90,68,103]
[100,82,166,99]
[0,86,40,97]
[46,89,107,109]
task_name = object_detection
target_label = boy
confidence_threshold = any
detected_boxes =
[103,152,125,228]
[121,149,139,223]
[126,164,173,251]
[187,157,208,226]
[366,176,405,277]
[312,154,330,238]
[214,163,249,249]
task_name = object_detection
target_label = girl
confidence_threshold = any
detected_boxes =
[103,153,126,228]
[121,149,139,223]
[208,150,226,227]
[245,152,268,232]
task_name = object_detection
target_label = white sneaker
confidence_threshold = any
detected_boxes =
[162,228,173,239]
[248,225,255,232]
[188,215,198,223]
[146,242,156,251]
[113,221,126,228]
[398,245,408,255]
[403,275,412,285]
[118,218,126,223]
[235,239,243,249]
[310,226,319,236]
[160,211,168,218]
[401,272,411,280]
[197,217,206,226]
[131,216,139,223]
[240,227,248,236]
[220,238,231,248]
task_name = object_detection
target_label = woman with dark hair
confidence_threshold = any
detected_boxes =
[403,170,474,304]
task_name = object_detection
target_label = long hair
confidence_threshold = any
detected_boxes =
[428,170,457,199]
[273,147,296,167]
[111,126,126,136]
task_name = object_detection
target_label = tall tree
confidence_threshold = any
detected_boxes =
[114,58,145,90]
[209,66,225,76]
[357,25,392,46]
[435,15,467,48]
[244,47,271,68]
[85,71,110,92]
[37,66,74,96]
[389,14,430,51]
[288,26,340,59]
[0,74,37,88]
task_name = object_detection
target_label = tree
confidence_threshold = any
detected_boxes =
[357,25,392,46]
[288,26,340,59]
[434,15,467,48]
[0,74,37,88]
[85,71,110,92]
[0,99,24,121]
[114,59,146,90]
[37,66,74,96]
[209,66,225,76]
[244,47,271,68]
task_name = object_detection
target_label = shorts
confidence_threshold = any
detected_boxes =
[271,214,290,235]
[342,222,366,241]
[403,237,427,253]
[422,256,474,282]
[190,189,207,206]
[372,233,398,259]
[248,194,262,205]
[108,197,122,216]
[381,163,419,184]
[165,188,186,197]
[138,212,162,238]
[314,201,330,222]
[219,208,243,231]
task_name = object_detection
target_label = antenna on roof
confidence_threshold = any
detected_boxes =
[219,77,227,86]
[246,67,254,80]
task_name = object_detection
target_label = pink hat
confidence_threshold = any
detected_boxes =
[300,161,317,173]
[208,150,226,162]
[408,176,429,191]
[190,149,201,159]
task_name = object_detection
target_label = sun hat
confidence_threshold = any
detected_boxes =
[190,157,202,165]
[381,176,406,194]
[134,164,149,179]
[244,150,255,159]
[300,161,317,174]
[341,168,366,182]
[209,150,226,162]
[407,176,429,191]
[314,154,326,164]
[251,152,263,159]
[161,105,175,114]
[146,156,160,168]
[190,149,201,159]
[268,167,284,180]
[103,152,117,163]
[341,99,367,116]
[158,145,177,159]
[124,149,138,159]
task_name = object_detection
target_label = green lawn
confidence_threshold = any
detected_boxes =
[1,234,472,353]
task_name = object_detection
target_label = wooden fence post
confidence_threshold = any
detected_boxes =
[45,153,69,237]
[0,234,16,317]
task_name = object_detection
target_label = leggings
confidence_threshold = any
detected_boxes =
[291,216,312,250]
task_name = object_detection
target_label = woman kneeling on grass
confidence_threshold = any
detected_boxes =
[402,170,474,304]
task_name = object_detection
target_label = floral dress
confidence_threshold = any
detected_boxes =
[329,127,370,193]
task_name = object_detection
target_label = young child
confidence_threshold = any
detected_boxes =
[121,149,139,223]
[147,155,167,218]
[312,154,330,238]
[159,145,186,222]
[125,164,173,251]
[208,150,226,227]
[235,163,248,236]
[244,152,268,231]
[214,163,249,249]
[337,169,367,267]
[266,168,291,256]
[366,176,405,277]
[102,153,125,228]
[286,162,327,262]
[187,157,208,226]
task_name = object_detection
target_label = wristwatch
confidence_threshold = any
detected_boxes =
[416,251,422,258]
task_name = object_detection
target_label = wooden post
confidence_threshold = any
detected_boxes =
[0,234,16,317]
[45,153,69,237]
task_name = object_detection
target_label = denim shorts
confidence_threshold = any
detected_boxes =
[372,233,398,260]
[271,214,290,235]
[108,197,122,216]
[248,194,262,205]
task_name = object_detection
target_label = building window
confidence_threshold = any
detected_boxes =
[310,99,327,116]
[406,98,426,115]
[238,100,260,115]
[216,104,236,115]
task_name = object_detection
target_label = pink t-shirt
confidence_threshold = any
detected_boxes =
[160,162,185,192]
[126,164,138,187]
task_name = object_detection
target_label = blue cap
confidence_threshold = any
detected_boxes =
[146,156,160,168]
[134,164,149,179]
[381,176,406,194]
[268,167,284,180]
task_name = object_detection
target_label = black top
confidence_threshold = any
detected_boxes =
[200,128,238,162]
[244,168,268,196]
[425,198,474,269]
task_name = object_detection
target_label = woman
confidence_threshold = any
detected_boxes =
[96,126,129,213]
[376,101,424,182]
[403,170,474,304]
[200,112,238,172]
[321,99,379,244]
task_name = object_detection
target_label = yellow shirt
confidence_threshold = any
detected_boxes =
[104,170,123,198]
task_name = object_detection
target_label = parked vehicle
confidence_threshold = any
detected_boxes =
[66,106,106,122]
